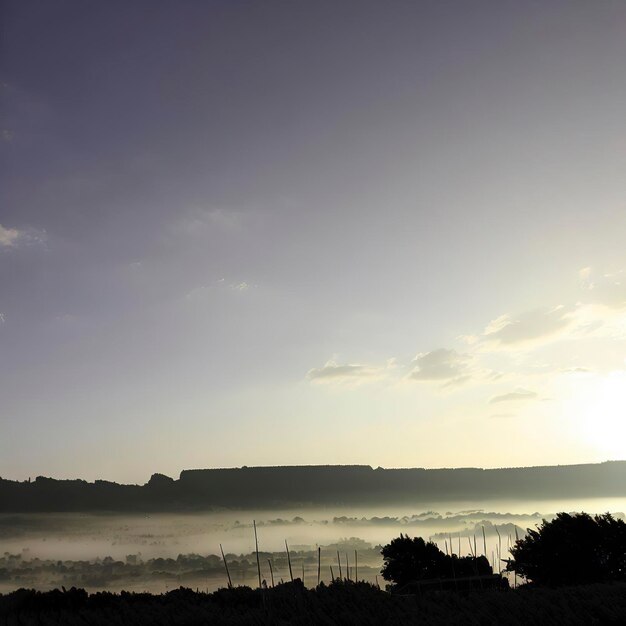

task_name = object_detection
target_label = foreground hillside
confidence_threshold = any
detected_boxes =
[2,461,626,511]
[2,581,626,625]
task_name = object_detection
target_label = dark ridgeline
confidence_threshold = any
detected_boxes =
[1,461,625,512]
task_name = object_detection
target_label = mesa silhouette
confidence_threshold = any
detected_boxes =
[1,461,625,512]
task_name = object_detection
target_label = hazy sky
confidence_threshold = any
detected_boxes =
[2,0,626,482]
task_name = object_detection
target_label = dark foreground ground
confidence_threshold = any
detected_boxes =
[2,580,626,625]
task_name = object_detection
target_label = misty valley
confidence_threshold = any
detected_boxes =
[2,497,625,594]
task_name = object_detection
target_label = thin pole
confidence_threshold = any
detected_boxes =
[337,550,343,579]
[345,552,349,581]
[330,565,335,580]
[317,547,321,586]
[354,550,358,582]
[267,559,275,588]
[495,526,502,575]
[450,545,457,591]
[482,526,487,557]
[302,559,305,585]
[220,544,232,589]
[513,528,519,587]
[253,520,262,589]
[285,540,293,582]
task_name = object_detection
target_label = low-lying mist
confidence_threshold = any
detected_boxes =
[1,496,624,594]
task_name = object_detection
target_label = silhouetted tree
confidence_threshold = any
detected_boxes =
[381,534,491,587]
[506,512,626,586]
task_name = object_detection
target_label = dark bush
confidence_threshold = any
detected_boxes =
[381,534,492,588]
[507,512,626,586]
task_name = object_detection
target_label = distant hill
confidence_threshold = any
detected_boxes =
[1,461,625,512]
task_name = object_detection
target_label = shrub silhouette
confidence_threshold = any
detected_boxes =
[381,534,491,588]
[507,512,626,586]
[3,581,626,625]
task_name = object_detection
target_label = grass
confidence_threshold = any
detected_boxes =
[2,579,626,625]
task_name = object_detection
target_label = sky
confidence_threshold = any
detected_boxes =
[2,0,626,483]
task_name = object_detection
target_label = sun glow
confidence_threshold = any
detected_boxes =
[574,371,626,459]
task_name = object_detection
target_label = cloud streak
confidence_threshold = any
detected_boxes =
[408,349,472,384]
[482,306,573,347]
[0,224,22,247]
[0,223,46,249]
[307,362,382,383]
[580,268,626,309]
[489,388,537,404]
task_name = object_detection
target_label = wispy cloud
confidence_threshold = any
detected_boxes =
[408,349,472,385]
[0,223,46,249]
[579,267,626,309]
[489,388,537,404]
[185,278,253,300]
[482,306,574,348]
[176,207,245,237]
[307,361,383,384]
[0,224,22,247]
[464,269,626,355]
[230,282,249,292]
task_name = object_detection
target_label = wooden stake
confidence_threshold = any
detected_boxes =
[220,544,232,589]
[337,550,343,579]
[267,559,275,588]
[285,540,293,582]
[317,547,321,587]
[495,526,502,574]
[450,545,457,590]
[354,550,358,582]
[253,520,262,589]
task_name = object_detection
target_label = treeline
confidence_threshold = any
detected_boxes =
[2,461,626,511]
[2,580,626,625]
[378,513,626,591]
